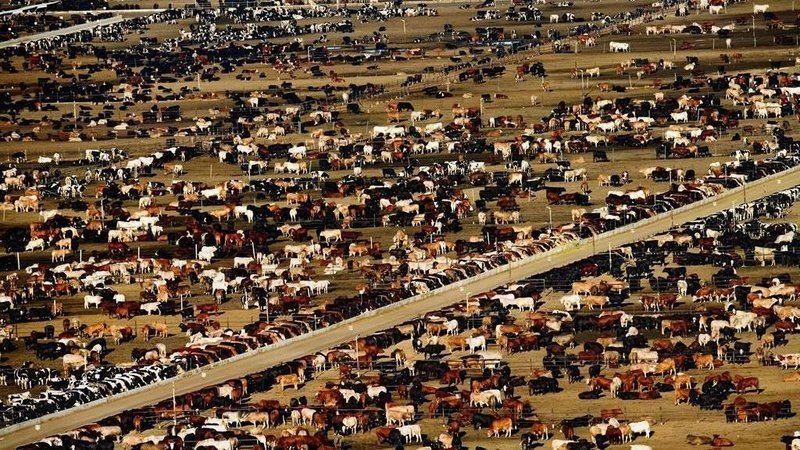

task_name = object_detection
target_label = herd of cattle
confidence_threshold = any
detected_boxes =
[3,0,800,448]
[9,186,800,450]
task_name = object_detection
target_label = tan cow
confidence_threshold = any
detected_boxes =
[782,372,800,382]
[277,374,302,390]
[446,336,467,352]
[584,295,609,310]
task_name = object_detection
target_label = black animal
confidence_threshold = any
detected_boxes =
[528,377,559,395]
[471,412,495,430]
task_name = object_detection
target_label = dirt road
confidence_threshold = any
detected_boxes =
[1,167,796,448]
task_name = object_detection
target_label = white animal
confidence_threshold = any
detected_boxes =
[628,420,652,438]
[609,41,630,52]
[198,246,217,263]
[25,238,46,251]
[83,295,102,309]
[559,294,582,311]
[466,335,487,353]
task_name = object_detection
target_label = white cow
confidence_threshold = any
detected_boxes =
[466,336,487,353]
[198,246,217,263]
[671,111,689,122]
[233,257,254,268]
[25,238,46,251]
[609,41,630,52]
[628,420,652,438]
[83,295,102,309]
[140,302,162,315]
[560,294,582,311]
[319,229,342,243]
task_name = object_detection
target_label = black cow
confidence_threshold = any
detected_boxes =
[471,412,495,430]
[528,377,559,395]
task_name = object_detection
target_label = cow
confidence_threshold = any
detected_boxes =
[674,388,692,406]
[610,41,630,52]
[25,238,47,251]
[693,353,715,370]
[628,420,652,438]
[560,294,582,311]
[584,296,609,310]
[63,353,88,373]
[754,247,776,266]
[446,336,468,352]
[319,229,342,243]
[782,372,800,382]
[467,335,487,353]
[385,404,415,426]
[488,417,513,437]
[276,374,302,390]
[398,424,422,442]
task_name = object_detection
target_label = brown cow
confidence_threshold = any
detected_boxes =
[195,303,219,315]
[440,369,463,386]
[530,421,549,440]
[83,323,106,338]
[277,374,302,390]
[655,359,676,376]
[487,417,513,437]
[668,320,690,336]
[349,243,369,257]
[734,376,760,394]
[671,373,694,389]
[674,388,692,405]
[693,353,715,370]
[658,293,679,309]
[782,372,800,382]
[445,336,467,352]
[316,389,344,407]
[600,408,623,420]
[712,435,735,447]
[584,295,609,310]
[375,427,400,444]
[638,390,661,400]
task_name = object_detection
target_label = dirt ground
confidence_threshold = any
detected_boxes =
[1,0,800,447]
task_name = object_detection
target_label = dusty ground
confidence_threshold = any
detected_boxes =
[0,0,800,447]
